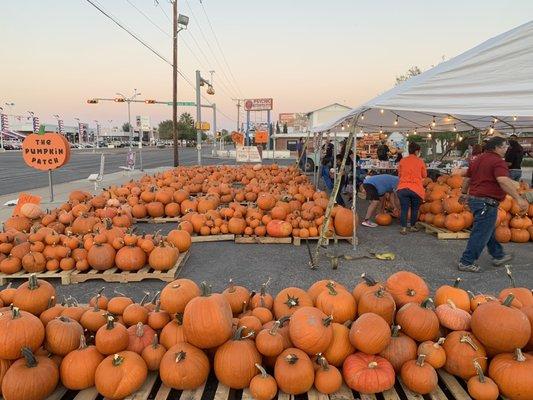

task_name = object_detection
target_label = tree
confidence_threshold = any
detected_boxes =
[395,66,422,86]
[122,122,132,132]
[158,120,173,140]
[177,112,197,141]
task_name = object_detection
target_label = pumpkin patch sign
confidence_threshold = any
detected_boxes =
[22,133,71,170]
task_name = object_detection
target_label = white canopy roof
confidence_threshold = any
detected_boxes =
[314,20,533,134]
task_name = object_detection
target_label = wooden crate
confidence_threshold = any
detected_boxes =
[133,217,181,224]
[235,236,292,244]
[69,251,189,284]
[0,269,72,286]
[192,234,235,243]
[417,222,471,240]
[293,236,353,246]
[34,370,477,400]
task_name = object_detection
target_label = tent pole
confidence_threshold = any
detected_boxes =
[352,130,358,250]
[315,133,323,188]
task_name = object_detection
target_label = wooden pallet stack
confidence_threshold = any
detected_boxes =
[416,222,471,240]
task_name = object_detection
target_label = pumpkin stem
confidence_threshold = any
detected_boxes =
[375,286,386,298]
[58,315,71,323]
[175,313,184,325]
[473,360,486,383]
[135,322,144,337]
[11,306,21,319]
[514,348,526,362]
[285,354,299,365]
[436,337,445,347]
[79,335,88,350]
[28,274,39,290]
[200,281,212,297]
[241,300,249,315]
[46,296,56,309]
[453,277,462,288]
[93,294,101,312]
[151,334,159,348]
[460,334,479,351]
[227,278,236,293]
[316,354,330,371]
[21,347,38,368]
[155,300,162,313]
[407,289,416,297]
[268,321,281,335]
[505,265,516,288]
[112,354,125,366]
[105,315,116,330]
[368,361,378,369]
[421,298,434,309]
[255,363,269,378]
[325,281,338,296]
[278,315,290,327]
[467,290,475,300]
[360,273,377,287]
[284,294,299,308]
[113,289,127,297]
[260,278,271,296]
[446,299,457,309]
[502,294,515,307]
[174,350,186,363]
[322,315,334,327]
[343,320,353,328]
[416,354,426,367]
[233,326,253,340]
[391,325,401,337]
[150,291,161,305]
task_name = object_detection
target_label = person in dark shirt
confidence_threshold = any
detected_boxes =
[458,137,528,273]
[377,141,390,161]
[504,135,524,181]
[321,138,334,190]
[296,138,306,170]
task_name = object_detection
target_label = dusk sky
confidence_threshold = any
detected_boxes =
[1,1,532,131]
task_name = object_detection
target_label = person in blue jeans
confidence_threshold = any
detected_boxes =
[361,173,399,227]
[458,137,528,272]
[396,188,421,230]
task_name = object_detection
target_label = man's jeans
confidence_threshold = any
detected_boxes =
[460,198,505,266]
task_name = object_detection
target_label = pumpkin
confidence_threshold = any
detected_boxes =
[251,281,274,310]
[307,279,348,303]
[141,334,166,371]
[315,282,357,324]
[488,348,533,400]
[274,348,315,395]
[160,342,210,390]
[342,353,395,394]
[434,277,470,312]
[87,243,116,271]
[349,313,390,354]
[1,347,59,400]
[266,219,292,237]
[249,364,278,400]
[95,351,148,400]
[166,229,192,252]
[375,213,392,226]
[122,300,149,326]
[418,338,446,369]
[183,282,233,349]
[60,335,104,390]
[352,273,382,302]
[495,225,512,243]
[0,307,45,360]
[395,299,439,340]
[435,300,471,331]
[147,301,171,330]
[222,279,251,315]
[256,319,286,357]
[314,355,343,394]
[443,330,487,379]
[289,307,333,355]
[400,354,438,395]
[149,241,179,271]
[160,314,187,349]
[45,316,83,356]
[333,206,356,236]
[251,307,273,324]
[379,325,417,372]
[115,245,147,271]
[214,326,262,389]
[160,278,200,314]
[20,203,42,219]
[0,359,11,396]
[445,213,465,232]
[467,360,499,400]
[510,228,529,242]
[323,322,355,367]
[39,297,64,326]
[12,274,56,315]
[385,270,429,307]
[358,286,396,325]
[79,301,107,332]
[21,252,46,273]
[106,295,134,315]
[471,294,531,355]
[95,316,129,355]
[273,287,313,319]
[127,322,156,354]
[498,266,533,308]
[238,315,262,337]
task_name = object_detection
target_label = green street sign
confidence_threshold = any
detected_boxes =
[166,101,196,106]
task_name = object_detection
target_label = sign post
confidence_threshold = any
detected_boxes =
[244,98,273,147]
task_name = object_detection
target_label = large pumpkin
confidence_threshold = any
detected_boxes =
[323,322,355,367]
[379,325,417,373]
[400,354,438,395]
[0,307,45,360]
[160,278,200,314]
[385,271,430,307]
[434,277,470,312]
[273,287,313,319]
[349,313,390,354]
[274,348,314,395]
[288,307,333,355]
[342,353,395,394]
[488,349,533,400]
[95,351,147,400]
[183,282,233,349]
[357,286,396,325]
[12,274,56,315]
[333,206,357,236]
[266,220,292,237]
[315,282,357,324]
[443,330,487,380]
[60,335,104,390]
[160,342,210,390]
[395,299,440,342]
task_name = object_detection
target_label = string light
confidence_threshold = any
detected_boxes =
[427,133,432,139]
[346,123,350,128]
[431,116,436,127]
[413,128,417,135]
[489,125,494,134]
[513,116,517,121]
[453,124,457,132]
[380,109,384,114]
[406,132,410,137]
[360,113,365,120]
[341,124,345,131]
[493,118,498,123]
[379,126,383,134]
[394,116,399,125]
[458,136,463,141]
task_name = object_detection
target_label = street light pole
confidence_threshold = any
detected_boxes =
[172,0,179,167]
[196,70,202,165]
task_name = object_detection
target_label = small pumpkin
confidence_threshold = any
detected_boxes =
[418,338,446,369]
[289,306,333,355]
[273,286,313,319]
[274,348,315,395]
[160,278,200,314]
[60,335,104,390]
[95,316,129,355]
[315,282,357,324]
[342,352,395,394]
[467,360,499,400]
[435,299,471,331]
[395,298,440,342]
[434,277,470,312]
[379,325,417,372]
[314,354,343,394]
[358,286,396,325]
[45,316,83,356]
[400,354,438,395]
[141,334,166,371]
[249,364,278,400]
[159,342,210,390]
[385,270,430,307]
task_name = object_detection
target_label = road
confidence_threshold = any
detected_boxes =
[0,146,238,195]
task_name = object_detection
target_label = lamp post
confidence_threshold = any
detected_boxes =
[116,89,141,147]
[74,117,81,144]
[195,70,215,165]
[0,106,4,151]
[94,120,100,148]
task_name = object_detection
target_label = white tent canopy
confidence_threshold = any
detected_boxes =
[314,20,533,134]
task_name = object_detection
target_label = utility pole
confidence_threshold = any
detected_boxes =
[172,0,179,166]
[232,98,242,132]
[196,70,202,165]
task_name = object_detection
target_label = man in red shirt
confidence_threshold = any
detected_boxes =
[458,137,528,272]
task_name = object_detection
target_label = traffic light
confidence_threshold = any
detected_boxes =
[114,97,125,103]
[87,99,99,104]
[144,99,156,104]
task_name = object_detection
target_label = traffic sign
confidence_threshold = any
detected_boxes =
[166,101,196,106]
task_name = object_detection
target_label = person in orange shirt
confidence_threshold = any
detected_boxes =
[397,142,427,234]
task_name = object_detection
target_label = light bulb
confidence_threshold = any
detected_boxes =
[493,118,498,123]
[431,116,436,127]
[458,136,463,141]
[379,127,383,134]
[489,127,494,134]
[341,124,345,131]
[414,129,417,135]
[360,113,365,120]
[453,124,457,132]
[428,133,432,139]
[380,109,384,114]
[347,123,350,128]
[406,133,410,137]
[394,116,399,125]
[513,116,517,121]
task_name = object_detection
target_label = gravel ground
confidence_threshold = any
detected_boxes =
[12,200,530,304]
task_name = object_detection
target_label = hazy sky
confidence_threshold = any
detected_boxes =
[1,1,532,130]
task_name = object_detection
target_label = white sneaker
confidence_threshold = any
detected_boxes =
[362,220,378,228]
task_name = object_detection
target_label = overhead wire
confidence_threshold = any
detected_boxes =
[85,0,236,123]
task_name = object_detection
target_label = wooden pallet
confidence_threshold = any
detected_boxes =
[192,234,235,243]
[293,236,353,246]
[416,222,471,240]
[0,269,72,286]
[235,236,292,244]
[31,370,479,400]
[69,251,189,284]
[134,217,181,224]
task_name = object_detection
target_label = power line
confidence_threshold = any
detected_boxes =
[198,0,243,98]
[154,0,172,24]
[125,0,170,37]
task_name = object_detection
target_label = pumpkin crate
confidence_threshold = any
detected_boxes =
[234,235,293,244]
[293,235,354,246]
[0,269,72,286]
[133,217,181,224]
[192,234,235,243]
[69,251,190,284]
[32,369,478,400]
[416,222,471,240]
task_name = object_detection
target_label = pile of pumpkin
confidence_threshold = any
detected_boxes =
[418,175,532,241]
[0,270,531,400]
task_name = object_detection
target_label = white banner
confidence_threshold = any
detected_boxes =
[236,146,262,163]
